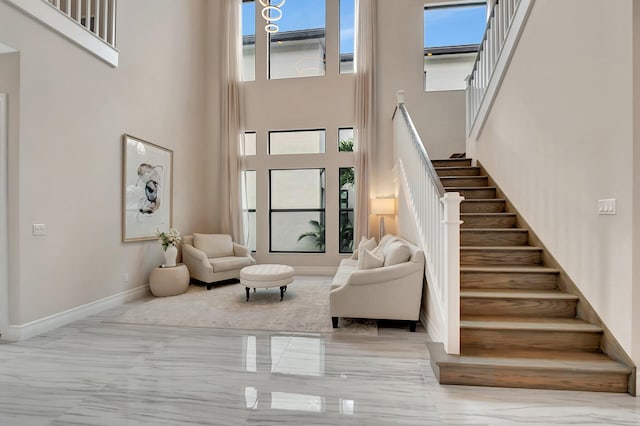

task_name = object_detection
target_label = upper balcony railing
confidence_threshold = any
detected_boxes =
[466,0,534,135]
[45,0,116,46]
[5,0,118,66]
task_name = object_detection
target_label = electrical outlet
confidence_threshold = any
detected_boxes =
[598,199,616,215]
[123,273,129,283]
[32,224,46,236]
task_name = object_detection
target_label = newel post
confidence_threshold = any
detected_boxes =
[441,191,464,354]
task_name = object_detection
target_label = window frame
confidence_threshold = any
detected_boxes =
[241,169,257,253]
[268,168,327,254]
[338,167,355,254]
[267,0,328,80]
[423,1,487,57]
[268,128,327,156]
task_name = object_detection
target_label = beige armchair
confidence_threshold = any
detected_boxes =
[181,234,256,289]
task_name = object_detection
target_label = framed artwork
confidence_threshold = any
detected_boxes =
[122,134,173,242]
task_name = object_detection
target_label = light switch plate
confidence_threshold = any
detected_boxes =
[598,199,616,215]
[32,224,46,236]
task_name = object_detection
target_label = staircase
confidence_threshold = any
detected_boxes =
[428,158,633,393]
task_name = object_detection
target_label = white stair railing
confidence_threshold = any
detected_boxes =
[393,91,464,355]
[5,0,118,66]
[45,0,116,46]
[466,0,534,134]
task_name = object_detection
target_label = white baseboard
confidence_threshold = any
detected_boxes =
[425,309,442,344]
[294,266,337,276]
[2,285,149,341]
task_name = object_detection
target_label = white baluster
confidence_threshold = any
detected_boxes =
[85,0,91,31]
[102,0,108,41]
[110,0,117,46]
[95,0,100,37]
[76,0,81,21]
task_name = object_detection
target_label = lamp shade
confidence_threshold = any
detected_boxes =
[371,198,395,215]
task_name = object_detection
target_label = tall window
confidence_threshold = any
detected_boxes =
[339,0,355,74]
[339,168,355,253]
[242,0,256,81]
[423,2,487,91]
[339,128,355,252]
[269,0,326,79]
[270,169,326,253]
[269,129,325,155]
[242,170,257,251]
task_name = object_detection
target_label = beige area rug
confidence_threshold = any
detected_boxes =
[112,276,377,335]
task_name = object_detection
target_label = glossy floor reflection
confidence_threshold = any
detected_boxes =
[0,301,638,425]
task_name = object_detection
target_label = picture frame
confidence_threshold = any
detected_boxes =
[122,134,173,242]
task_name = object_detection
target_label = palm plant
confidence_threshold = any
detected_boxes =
[339,214,354,252]
[297,219,326,250]
[339,138,354,152]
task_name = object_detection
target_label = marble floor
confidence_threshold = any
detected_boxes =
[0,302,638,425]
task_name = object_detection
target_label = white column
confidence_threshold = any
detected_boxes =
[441,191,464,355]
[0,94,9,336]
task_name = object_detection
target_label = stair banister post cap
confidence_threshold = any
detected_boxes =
[441,192,465,225]
[440,192,465,204]
[396,90,405,105]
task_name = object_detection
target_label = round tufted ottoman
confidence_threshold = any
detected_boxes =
[240,264,294,301]
[149,264,190,297]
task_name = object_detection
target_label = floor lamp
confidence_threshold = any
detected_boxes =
[371,198,395,240]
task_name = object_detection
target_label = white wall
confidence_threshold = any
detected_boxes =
[0,0,210,324]
[632,0,640,394]
[470,0,637,363]
[0,52,19,326]
[376,0,466,199]
[209,0,466,266]
[211,0,356,268]
[424,53,476,92]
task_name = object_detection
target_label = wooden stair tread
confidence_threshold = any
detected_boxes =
[461,290,578,300]
[461,246,542,251]
[461,213,516,217]
[461,228,527,233]
[432,158,471,164]
[441,176,488,182]
[441,175,487,179]
[461,266,559,273]
[462,198,505,202]
[434,166,480,171]
[461,316,603,332]
[438,351,630,374]
[447,186,496,190]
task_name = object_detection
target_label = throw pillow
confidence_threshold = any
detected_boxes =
[373,234,397,258]
[349,236,377,260]
[193,233,234,258]
[357,248,384,270]
[383,241,412,266]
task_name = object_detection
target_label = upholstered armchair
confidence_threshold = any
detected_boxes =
[181,234,256,289]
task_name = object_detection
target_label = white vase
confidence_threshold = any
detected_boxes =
[164,245,178,267]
